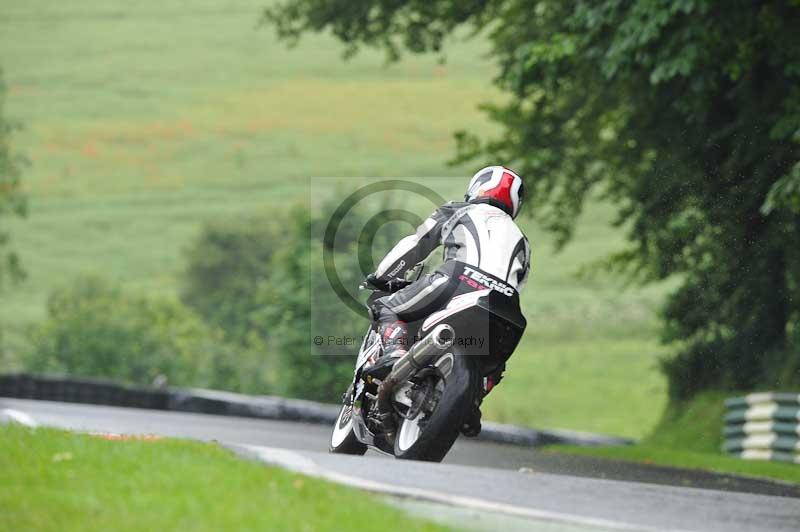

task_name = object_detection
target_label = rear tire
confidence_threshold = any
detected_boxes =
[393,352,480,462]
[330,403,367,455]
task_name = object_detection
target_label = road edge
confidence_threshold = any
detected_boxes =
[225,442,678,532]
[0,372,633,448]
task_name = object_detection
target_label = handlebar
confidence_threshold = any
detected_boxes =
[360,277,413,293]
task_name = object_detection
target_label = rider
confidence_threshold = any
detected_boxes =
[365,166,531,434]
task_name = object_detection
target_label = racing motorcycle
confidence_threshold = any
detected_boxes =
[329,262,527,462]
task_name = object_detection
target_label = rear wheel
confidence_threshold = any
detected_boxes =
[330,403,367,455]
[393,351,480,462]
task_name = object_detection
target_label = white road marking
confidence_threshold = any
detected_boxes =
[234,443,691,532]
[0,408,39,428]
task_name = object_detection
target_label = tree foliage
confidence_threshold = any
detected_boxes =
[0,68,26,288]
[182,213,283,345]
[25,275,242,390]
[266,0,800,398]
[254,206,362,401]
[181,198,394,402]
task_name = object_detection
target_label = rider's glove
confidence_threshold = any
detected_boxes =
[365,273,390,291]
[366,274,411,292]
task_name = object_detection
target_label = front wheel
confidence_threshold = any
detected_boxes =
[330,402,367,455]
[393,351,480,462]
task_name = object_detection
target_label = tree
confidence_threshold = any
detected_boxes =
[181,213,284,344]
[181,193,405,401]
[265,1,800,399]
[0,68,26,287]
[181,203,362,401]
[253,206,361,401]
[26,275,241,390]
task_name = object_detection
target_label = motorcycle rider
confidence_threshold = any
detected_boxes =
[365,166,531,435]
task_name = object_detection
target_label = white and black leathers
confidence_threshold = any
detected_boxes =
[371,200,531,351]
[375,201,530,290]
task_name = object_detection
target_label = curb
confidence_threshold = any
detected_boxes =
[0,373,632,447]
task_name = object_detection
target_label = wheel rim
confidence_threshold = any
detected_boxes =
[331,404,354,447]
[397,415,422,451]
[396,353,453,452]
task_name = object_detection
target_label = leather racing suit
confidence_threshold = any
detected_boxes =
[370,200,531,358]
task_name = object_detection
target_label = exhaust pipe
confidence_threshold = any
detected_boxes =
[387,324,454,384]
[376,324,454,441]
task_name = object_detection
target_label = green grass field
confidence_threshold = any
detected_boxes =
[0,424,446,531]
[1,0,670,438]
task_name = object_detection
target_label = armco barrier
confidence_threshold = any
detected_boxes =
[168,388,340,423]
[723,392,800,464]
[0,373,633,448]
[0,373,170,410]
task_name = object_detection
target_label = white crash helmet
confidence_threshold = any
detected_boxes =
[464,165,525,218]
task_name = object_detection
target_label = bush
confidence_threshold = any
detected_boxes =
[181,196,403,401]
[181,214,282,344]
[255,207,362,401]
[181,207,358,401]
[23,189,406,400]
[23,275,256,391]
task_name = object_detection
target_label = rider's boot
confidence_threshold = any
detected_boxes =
[461,403,482,437]
[365,320,408,381]
[461,369,504,437]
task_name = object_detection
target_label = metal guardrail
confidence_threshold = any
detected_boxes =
[723,392,800,464]
[0,373,171,410]
[0,372,633,448]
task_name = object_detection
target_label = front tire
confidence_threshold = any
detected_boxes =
[393,352,480,462]
[330,403,367,455]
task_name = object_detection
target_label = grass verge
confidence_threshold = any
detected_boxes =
[0,424,446,531]
[545,392,800,485]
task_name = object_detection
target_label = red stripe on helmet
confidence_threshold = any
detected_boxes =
[492,171,514,214]
[483,171,515,214]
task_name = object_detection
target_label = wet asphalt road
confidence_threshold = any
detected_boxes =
[3,398,800,531]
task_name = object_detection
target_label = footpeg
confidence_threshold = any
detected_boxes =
[364,352,405,381]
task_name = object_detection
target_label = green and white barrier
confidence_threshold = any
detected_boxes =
[723,392,800,464]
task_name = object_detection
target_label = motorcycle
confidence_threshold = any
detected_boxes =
[329,262,527,462]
